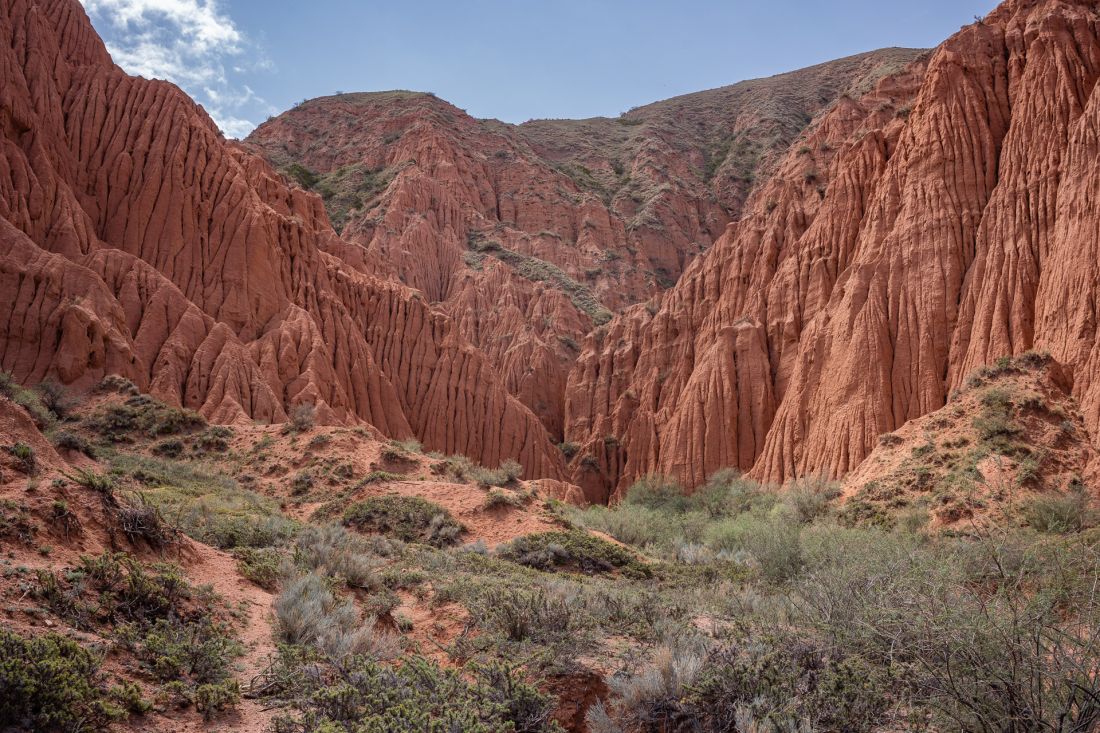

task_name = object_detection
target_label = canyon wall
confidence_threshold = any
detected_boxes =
[564,0,1100,499]
[0,0,562,476]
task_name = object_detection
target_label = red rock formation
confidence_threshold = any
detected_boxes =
[566,0,1100,499]
[0,0,562,477]
[245,52,918,441]
[6,0,1100,504]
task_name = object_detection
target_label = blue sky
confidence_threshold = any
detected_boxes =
[80,0,1000,138]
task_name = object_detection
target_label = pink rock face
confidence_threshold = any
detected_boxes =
[7,0,1100,504]
[244,51,918,445]
[0,0,561,477]
[564,0,1100,498]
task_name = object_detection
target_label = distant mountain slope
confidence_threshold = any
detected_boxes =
[245,49,921,439]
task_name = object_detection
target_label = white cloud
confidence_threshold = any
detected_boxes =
[80,0,272,138]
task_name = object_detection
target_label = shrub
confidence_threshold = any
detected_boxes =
[343,495,464,547]
[307,433,331,450]
[294,524,381,590]
[152,438,185,457]
[687,637,890,732]
[194,426,232,453]
[783,475,841,524]
[114,493,178,549]
[66,468,116,495]
[289,403,316,432]
[742,518,804,583]
[50,499,81,535]
[476,587,574,643]
[497,530,650,577]
[194,680,240,720]
[37,379,76,419]
[1022,486,1096,533]
[269,653,561,733]
[483,487,530,509]
[622,474,689,513]
[7,441,36,473]
[36,553,190,629]
[469,458,524,487]
[112,454,297,549]
[121,616,242,686]
[274,572,398,660]
[0,371,54,427]
[0,629,124,732]
[85,396,205,441]
[94,374,139,395]
[0,498,36,543]
[234,547,283,590]
[53,430,96,457]
[290,470,315,496]
[592,643,706,732]
[359,469,405,485]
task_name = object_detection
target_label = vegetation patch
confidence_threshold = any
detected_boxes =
[496,530,650,577]
[343,495,465,547]
[0,629,137,732]
[111,453,298,549]
[84,395,206,443]
[468,234,612,325]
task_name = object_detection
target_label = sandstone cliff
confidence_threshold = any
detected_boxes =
[245,51,919,441]
[0,0,562,477]
[564,0,1100,500]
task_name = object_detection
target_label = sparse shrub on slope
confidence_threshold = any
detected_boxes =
[343,495,464,547]
[1022,483,1097,533]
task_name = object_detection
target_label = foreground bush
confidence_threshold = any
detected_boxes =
[0,630,116,731]
[343,495,464,547]
[269,651,562,733]
[274,572,398,660]
[496,530,650,577]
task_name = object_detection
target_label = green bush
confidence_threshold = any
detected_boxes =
[688,637,890,732]
[194,680,240,720]
[0,629,124,732]
[469,458,524,487]
[269,653,562,733]
[497,530,650,577]
[622,474,690,513]
[1022,486,1096,533]
[234,547,284,590]
[120,616,242,686]
[114,453,297,549]
[0,371,55,427]
[7,441,36,473]
[476,586,574,643]
[37,379,76,419]
[53,430,96,457]
[783,475,841,524]
[343,495,464,547]
[85,396,205,442]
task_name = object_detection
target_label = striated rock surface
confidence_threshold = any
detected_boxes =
[7,0,1100,504]
[244,51,920,441]
[0,0,562,477]
[565,0,1100,499]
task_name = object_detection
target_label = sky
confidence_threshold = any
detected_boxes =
[79,0,1001,139]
